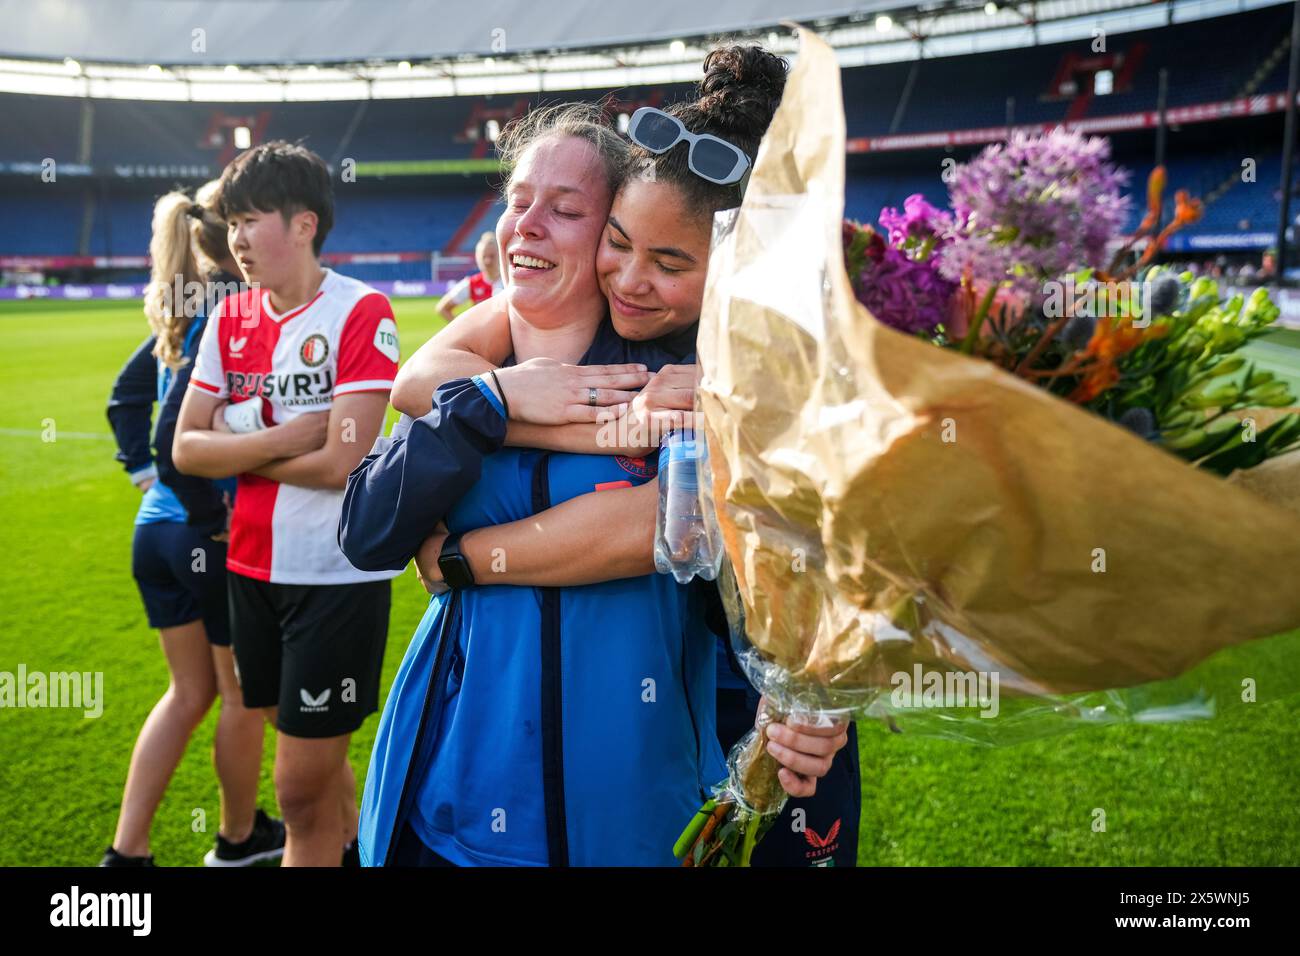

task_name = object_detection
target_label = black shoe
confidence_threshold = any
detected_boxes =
[100,846,155,867]
[203,809,286,867]
[342,839,360,868]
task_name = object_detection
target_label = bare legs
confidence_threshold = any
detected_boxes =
[111,622,262,856]
[264,717,354,867]
[209,644,263,842]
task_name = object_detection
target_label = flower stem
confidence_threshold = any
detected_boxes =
[1015,315,1070,376]
[738,814,761,867]
[961,284,999,355]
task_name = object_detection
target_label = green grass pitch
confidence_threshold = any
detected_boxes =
[0,297,1297,866]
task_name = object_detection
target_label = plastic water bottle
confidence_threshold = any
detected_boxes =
[654,429,722,584]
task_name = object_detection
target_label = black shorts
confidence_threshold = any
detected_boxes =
[227,573,390,739]
[131,521,230,645]
[716,686,861,867]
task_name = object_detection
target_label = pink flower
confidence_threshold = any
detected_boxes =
[879,194,948,251]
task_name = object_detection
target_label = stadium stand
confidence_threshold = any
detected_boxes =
[0,3,1294,276]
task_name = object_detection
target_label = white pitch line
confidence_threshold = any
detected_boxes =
[0,428,115,441]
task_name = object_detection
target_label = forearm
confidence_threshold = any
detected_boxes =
[253,393,387,491]
[460,481,658,586]
[339,380,507,572]
[392,297,513,417]
[393,348,496,417]
[504,420,652,456]
[173,428,281,479]
[403,370,650,457]
[108,402,157,483]
[107,337,160,479]
[251,449,350,490]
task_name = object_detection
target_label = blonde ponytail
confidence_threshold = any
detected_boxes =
[144,191,205,369]
[190,179,231,276]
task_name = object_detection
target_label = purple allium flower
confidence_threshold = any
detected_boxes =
[855,245,956,335]
[879,194,948,250]
[936,129,1131,297]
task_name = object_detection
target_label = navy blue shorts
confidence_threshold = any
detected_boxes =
[391,821,458,867]
[131,521,230,646]
[716,687,861,867]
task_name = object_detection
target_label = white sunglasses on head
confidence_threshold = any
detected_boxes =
[626,107,752,188]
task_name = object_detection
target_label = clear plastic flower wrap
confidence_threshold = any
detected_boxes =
[674,26,1300,866]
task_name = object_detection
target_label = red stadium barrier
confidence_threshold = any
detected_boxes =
[847,92,1298,153]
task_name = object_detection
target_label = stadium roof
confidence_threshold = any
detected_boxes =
[4,0,883,64]
[0,0,1281,100]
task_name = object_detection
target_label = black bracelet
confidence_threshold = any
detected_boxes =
[488,368,510,419]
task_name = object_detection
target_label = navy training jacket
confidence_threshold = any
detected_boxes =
[342,319,728,865]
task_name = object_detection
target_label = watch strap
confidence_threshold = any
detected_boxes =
[437,531,475,589]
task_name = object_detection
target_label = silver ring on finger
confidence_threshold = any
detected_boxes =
[587,387,598,406]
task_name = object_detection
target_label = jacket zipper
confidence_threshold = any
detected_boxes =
[383,590,460,866]
[532,452,570,866]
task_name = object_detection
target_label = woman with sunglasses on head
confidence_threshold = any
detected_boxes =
[344,46,858,867]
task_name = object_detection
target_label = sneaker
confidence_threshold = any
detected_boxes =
[99,846,155,867]
[342,839,360,868]
[202,809,286,867]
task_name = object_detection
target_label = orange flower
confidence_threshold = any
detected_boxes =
[1172,189,1204,228]
[1105,170,1203,281]
[1139,166,1166,233]
[1067,316,1168,403]
[1070,362,1120,403]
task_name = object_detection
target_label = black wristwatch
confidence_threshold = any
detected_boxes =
[437,532,476,589]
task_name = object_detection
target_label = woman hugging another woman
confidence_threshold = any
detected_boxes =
[342,44,859,867]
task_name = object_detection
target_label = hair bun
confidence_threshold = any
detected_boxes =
[639,43,790,216]
[694,45,788,140]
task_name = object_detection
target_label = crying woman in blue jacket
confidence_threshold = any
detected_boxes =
[342,58,852,868]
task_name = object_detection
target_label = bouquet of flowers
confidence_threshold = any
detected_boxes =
[843,144,1299,473]
[676,27,1300,867]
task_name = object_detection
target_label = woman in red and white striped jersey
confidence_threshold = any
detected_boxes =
[435,230,503,322]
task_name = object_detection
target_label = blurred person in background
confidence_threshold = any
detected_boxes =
[435,230,503,322]
[1259,248,1278,282]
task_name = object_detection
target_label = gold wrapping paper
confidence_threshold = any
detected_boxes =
[696,28,1300,702]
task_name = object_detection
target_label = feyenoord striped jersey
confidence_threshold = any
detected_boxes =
[443,271,502,308]
[190,268,402,585]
